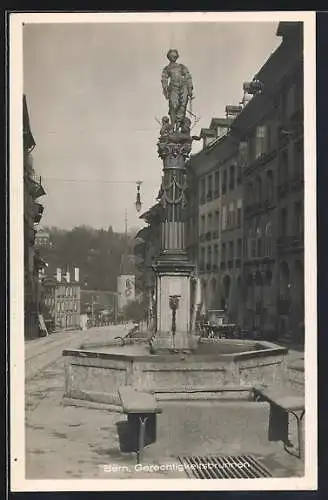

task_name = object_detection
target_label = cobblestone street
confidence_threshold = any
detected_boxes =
[25,326,305,480]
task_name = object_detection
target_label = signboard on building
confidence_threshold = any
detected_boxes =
[117,274,135,312]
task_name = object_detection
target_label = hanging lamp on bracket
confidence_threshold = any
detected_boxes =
[135,180,143,212]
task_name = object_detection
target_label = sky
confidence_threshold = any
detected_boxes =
[23,20,281,232]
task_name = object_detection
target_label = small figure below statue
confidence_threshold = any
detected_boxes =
[180,116,191,135]
[180,117,201,142]
[161,49,194,133]
[159,115,195,141]
[159,116,174,140]
[157,114,201,161]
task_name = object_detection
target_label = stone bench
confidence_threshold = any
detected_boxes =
[252,386,305,458]
[118,386,162,463]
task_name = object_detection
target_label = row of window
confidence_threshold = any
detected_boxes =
[56,300,79,312]
[45,287,79,298]
[245,143,303,207]
[200,127,272,196]
[244,90,302,165]
[199,211,220,235]
[246,200,303,241]
[43,296,79,312]
[60,287,79,297]
[199,164,242,204]
[199,200,243,235]
[199,226,302,264]
[199,131,302,208]
[246,236,273,260]
[198,235,273,270]
[222,202,242,231]
[200,238,243,264]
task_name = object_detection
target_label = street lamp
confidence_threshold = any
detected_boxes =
[135,180,143,213]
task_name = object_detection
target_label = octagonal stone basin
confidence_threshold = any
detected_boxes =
[63,339,288,411]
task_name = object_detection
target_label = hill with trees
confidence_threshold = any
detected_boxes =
[38,225,141,292]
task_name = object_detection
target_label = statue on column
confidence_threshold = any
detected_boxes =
[161,49,194,132]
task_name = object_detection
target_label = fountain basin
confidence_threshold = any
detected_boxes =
[62,339,288,410]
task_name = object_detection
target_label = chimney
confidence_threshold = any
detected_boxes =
[200,128,216,150]
[74,267,79,283]
[65,270,70,283]
[56,268,62,282]
[225,105,242,119]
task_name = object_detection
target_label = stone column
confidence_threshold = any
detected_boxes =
[150,132,198,352]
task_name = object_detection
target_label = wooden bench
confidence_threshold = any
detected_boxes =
[252,386,305,458]
[118,386,162,463]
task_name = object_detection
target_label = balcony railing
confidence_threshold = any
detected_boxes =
[243,149,278,175]
[277,233,304,252]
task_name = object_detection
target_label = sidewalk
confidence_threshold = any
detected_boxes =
[25,324,134,381]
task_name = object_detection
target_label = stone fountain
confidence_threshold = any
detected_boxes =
[63,49,287,411]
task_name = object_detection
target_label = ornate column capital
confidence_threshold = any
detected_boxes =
[157,132,193,163]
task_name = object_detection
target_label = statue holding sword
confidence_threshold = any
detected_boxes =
[161,49,195,132]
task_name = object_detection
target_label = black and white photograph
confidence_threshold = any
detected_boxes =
[10,11,317,492]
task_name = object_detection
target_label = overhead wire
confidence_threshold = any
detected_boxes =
[40,178,154,184]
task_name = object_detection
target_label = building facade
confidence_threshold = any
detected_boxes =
[135,203,162,328]
[117,274,136,312]
[23,95,47,339]
[185,21,304,343]
[236,22,304,342]
[217,136,244,324]
[186,115,242,320]
[41,267,81,330]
